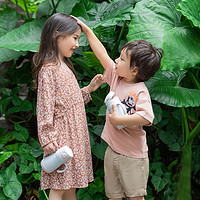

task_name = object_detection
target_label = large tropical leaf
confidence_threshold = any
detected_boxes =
[88,0,133,28]
[145,70,200,107]
[0,7,19,37]
[71,0,95,20]
[51,0,80,15]
[177,0,200,28]
[72,0,133,28]
[127,0,200,71]
[0,48,26,63]
[0,18,46,52]
[0,7,26,63]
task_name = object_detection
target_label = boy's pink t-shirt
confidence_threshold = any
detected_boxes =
[101,61,154,158]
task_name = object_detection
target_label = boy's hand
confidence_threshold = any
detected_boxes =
[70,15,90,34]
[109,105,121,127]
[87,74,104,93]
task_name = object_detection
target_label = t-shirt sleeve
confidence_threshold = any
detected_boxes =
[103,60,116,86]
[36,67,57,147]
[135,92,154,125]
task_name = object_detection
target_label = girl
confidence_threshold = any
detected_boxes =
[32,13,104,200]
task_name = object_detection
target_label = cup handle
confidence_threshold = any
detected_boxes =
[57,163,68,173]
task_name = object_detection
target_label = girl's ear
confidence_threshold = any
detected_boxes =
[130,66,139,75]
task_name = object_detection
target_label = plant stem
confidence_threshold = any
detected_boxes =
[188,70,200,89]
[43,190,48,200]
[177,141,192,200]
[23,0,30,20]
[111,21,127,59]
[188,121,200,142]
[181,107,189,142]
[51,0,62,15]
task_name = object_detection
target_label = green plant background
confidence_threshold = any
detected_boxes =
[0,0,199,199]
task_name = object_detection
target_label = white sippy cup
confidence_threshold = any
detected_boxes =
[41,145,73,173]
[104,91,127,129]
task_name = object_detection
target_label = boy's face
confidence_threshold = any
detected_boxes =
[115,49,137,83]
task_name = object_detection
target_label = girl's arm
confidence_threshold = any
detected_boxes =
[109,105,150,127]
[76,18,112,70]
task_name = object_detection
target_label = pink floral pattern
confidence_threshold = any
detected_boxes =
[37,65,94,190]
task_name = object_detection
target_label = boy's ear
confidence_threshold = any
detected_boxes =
[130,66,139,75]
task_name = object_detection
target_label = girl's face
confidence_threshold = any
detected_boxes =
[57,29,81,60]
[115,49,137,83]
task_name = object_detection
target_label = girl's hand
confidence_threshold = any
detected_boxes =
[87,74,104,93]
[109,105,121,127]
[43,141,58,155]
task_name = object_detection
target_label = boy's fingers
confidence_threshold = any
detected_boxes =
[112,104,116,111]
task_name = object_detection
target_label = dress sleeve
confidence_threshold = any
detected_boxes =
[36,67,57,147]
[80,87,92,105]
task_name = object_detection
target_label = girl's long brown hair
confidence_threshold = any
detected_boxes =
[32,13,80,90]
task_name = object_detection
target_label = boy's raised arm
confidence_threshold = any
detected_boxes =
[76,18,112,70]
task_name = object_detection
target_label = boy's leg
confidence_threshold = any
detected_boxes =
[104,146,126,199]
[62,188,76,200]
[117,156,149,199]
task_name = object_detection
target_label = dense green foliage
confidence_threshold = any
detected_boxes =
[0,0,199,199]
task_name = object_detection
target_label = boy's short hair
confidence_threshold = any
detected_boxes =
[122,40,164,82]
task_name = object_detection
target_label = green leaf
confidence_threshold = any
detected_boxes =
[77,188,93,200]
[71,0,95,20]
[14,123,29,142]
[93,125,104,137]
[17,143,35,161]
[127,0,200,71]
[92,139,107,160]
[83,52,104,74]
[98,104,106,116]
[177,0,200,28]
[88,0,133,28]
[0,151,13,165]
[19,161,34,174]
[0,189,8,200]
[3,167,22,200]
[32,173,40,180]
[0,18,46,52]
[11,0,46,14]
[146,70,200,107]
[0,8,26,63]
[151,168,171,192]
[158,130,177,145]
[0,7,19,37]
[53,0,80,15]
[0,48,26,63]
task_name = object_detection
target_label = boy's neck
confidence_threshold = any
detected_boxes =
[123,77,138,84]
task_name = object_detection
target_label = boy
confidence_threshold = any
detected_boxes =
[77,18,163,200]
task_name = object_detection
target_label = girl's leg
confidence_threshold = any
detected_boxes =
[62,188,76,200]
[109,199,122,200]
[49,189,65,200]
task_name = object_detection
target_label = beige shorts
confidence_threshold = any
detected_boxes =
[104,146,149,199]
